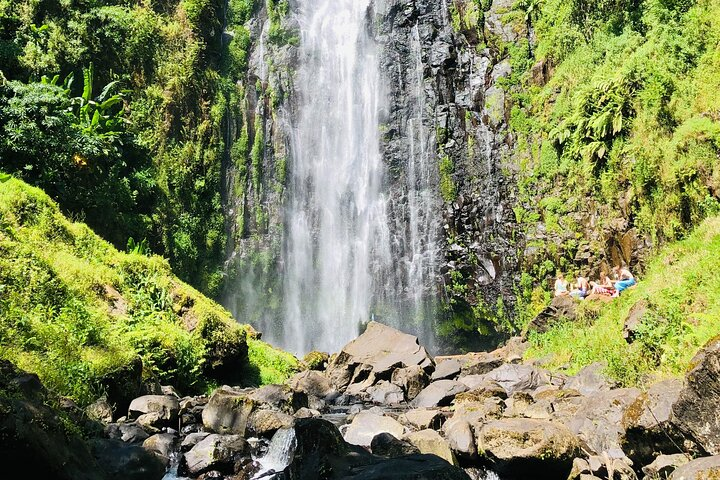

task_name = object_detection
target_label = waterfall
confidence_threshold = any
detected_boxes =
[282,0,391,354]
[252,428,297,479]
[400,23,440,348]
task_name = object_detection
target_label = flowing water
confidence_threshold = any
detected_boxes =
[282,0,391,354]
[233,0,443,355]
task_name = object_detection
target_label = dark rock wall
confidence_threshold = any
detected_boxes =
[223,0,522,348]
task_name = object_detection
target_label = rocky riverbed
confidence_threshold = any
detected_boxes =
[3,322,720,480]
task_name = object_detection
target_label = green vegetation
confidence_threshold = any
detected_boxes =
[246,338,300,385]
[0,0,255,296]
[506,0,720,285]
[0,178,297,405]
[526,216,720,385]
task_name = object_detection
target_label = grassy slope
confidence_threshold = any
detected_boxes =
[503,0,720,306]
[0,178,297,405]
[526,216,720,385]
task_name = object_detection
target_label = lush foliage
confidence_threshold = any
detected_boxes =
[526,216,720,385]
[508,0,720,286]
[0,0,243,295]
[0,178,296,405]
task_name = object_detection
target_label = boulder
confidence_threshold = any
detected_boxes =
[0,360,107,480]
[180,432,210,452]
[564,363,613,396]
[442,417,476,459]
[432,358,462,381]
[248,384,308,413]
[340,454,472,480]
[641,454,690,480]
[182,434,248,476]
[202,386,255,434]
[99,356,143,420]
[367,380,405,405]
[672,337,720,454]
[405,429,456,465]
[247,409,295,437]
[669,455,720,480]
[477,418,580,478]
[566,388,640,455]
[105,423,150,444]
[303,351,329,371]
[344,411,405,448]
[281,418,469,480]
[325,322,434,390]
[401,409,445,431]
[622,379,690,465]
[412,380,468,408]
[371,432,421,458]
[484,364,550,396]
[456,377,507,400]
[89,438,165,480]
[87,396,114,424]
[524,296,578,336]
[127,395,179,428]
[459,352,504,376]
[289,370,334,398]
[623,300,649,343]
[391,365,430,401]
[142,433,175,467]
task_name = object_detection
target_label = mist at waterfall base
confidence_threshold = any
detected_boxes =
[224,0,444,356]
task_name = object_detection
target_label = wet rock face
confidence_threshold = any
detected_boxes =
[671,336,720,455]
[372,0,520,341]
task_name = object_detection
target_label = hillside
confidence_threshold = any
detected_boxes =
[527,215,720,385]
[0,177,297,407]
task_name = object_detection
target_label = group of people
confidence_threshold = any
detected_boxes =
[554,266,636,300]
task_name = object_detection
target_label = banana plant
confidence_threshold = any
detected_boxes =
[68,63,128,139]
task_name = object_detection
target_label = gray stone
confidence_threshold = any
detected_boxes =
[564,362,613,396]
[670,455,720,479]
[201,386,254,434]
[247,409,295,437]
[87,396,114,423]
[325,322,434,391]
[371,432,421,458]
[672,337,720,455]
[288,370,334,398]
[622,379,689,465]
[566,388,640,455]
[142,433,175,467]
[89,438,165,480]
[484,364,550,396]
[432,358,462,381]
[405,429,456,465]
[180,432,210,452]
[127,395,179,428]
[183,434,248,476]
[248,384,308,413]
[442,417,476,458]
[344,411,405,448]
[478,418,580,478]
[412,380,468,408]
[401,409,444,431]
[392,365,430,401]
[642,454,690,480]
[368,380,405,405]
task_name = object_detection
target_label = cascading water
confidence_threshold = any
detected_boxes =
[282,0,392,354]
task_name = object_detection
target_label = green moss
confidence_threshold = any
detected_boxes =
[245,338,299,385]
[439,155,457,202]
[0,178,287,404]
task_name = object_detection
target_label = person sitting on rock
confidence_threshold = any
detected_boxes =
[590,272,616,296]
[613,265,636,294]
[554,272,569,297]
[570,276,590,299]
